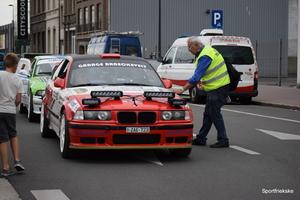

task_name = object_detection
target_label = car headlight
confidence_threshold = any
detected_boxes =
[35,90,45,96]
[73,110,111,120]
[161,110,190,120]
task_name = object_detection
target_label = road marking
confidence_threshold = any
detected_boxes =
[122,150,163,166]
[191,104,300,124]
[31,189,69,200]
[257,129,300,140]
[230,145,261,155]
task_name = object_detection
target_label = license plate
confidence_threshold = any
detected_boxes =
[126,127,150,133]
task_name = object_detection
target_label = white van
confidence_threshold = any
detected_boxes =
[157,34,258,104]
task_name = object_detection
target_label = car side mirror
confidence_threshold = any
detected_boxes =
[157,57,163,62]
[54,78,64,88]
[163,79,172,88]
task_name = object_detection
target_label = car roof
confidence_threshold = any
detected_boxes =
[68,54,146,62]
[34,55,65,60]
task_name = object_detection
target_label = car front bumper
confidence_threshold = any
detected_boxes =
[67,122,194,149]
[33,95,43,114]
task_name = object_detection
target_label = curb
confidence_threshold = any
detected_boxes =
[252,101,300,111]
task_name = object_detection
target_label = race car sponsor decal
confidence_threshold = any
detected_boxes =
[68,99,80,113]
[78,62,147,69]
[73,88,88,94]
[39,77,50,83]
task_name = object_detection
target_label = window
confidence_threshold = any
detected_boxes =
[84,7,88,25]
[78,8,82,25]
[163,47,176,64]
[213,46,254,65]
[126,46,138,56]
[97,3,102,29]
[174,46,194,64]
[90,5,95,28]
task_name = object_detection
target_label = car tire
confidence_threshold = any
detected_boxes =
[60,111,75,159]
[169,148,192,157]
[18,103,27,114]
[40,104,55,138]
[28,92,39,122]
[189,87,206,104]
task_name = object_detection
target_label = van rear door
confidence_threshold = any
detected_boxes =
[209,37,258,104]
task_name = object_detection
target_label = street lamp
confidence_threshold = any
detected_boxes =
[8,3,14,52]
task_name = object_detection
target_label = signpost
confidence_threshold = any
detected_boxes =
[211,10,223,29]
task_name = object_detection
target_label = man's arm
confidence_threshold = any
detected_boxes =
[174,56,212,94]
[15,93,21,107]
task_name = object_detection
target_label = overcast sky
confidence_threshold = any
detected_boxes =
[0,0,15,26]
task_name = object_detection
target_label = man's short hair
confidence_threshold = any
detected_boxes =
[4,53,19,69]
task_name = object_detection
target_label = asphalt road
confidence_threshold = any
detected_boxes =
[3,103,300,200]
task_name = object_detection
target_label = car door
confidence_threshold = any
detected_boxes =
[47,59,70,129]
[16,58,31,105]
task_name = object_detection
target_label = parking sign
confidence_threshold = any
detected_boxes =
[211,10,223,29]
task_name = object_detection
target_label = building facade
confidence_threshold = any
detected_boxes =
[27,0,293,77]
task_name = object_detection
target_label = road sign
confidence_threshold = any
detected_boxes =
[212,10,223,29]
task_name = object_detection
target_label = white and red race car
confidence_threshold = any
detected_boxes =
[41,54,194,158]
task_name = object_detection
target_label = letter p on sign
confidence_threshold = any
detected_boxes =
[211,10,223,29]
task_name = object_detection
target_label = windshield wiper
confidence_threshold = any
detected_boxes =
[39,72,52,75]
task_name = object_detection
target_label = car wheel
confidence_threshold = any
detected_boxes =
[18,103,27,114]
[189,87,206,104]
[169,148,192,157]
[239,96,252,105]
[28,92,38,122]
[40,104,55,138]
[60,111,74,158]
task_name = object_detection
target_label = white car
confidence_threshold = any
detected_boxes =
[16,55,64,122]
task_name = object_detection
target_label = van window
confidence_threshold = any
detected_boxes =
[163,47,176,64]
[94,44,104,54]
[90,37,97,44]
[86,46,95,54]
[126,46,138,56]
[174,46,194,64]
[213,46,254,65]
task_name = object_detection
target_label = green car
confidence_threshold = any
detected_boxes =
[17,55,64,122]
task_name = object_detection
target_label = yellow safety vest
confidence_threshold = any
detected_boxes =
[195,46,230,91]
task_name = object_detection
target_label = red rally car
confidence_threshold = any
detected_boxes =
[40,54,194,158]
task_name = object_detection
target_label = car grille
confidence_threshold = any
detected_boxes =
[117,112,156,124]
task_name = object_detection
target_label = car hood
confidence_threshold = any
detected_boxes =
[30,76,50,94]
[65,86,186,110]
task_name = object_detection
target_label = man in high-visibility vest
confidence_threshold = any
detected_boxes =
[174,36,230,148]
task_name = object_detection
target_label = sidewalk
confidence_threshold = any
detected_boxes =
[252,76,300,110]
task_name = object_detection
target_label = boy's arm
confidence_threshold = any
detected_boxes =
[15,93,22,107]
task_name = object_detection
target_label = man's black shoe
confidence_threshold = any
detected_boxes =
[210,142,229,148]
[192,139,206,146]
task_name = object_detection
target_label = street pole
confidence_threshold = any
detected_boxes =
[297,2,300,88]
[8,4,14,53]
[158,0,161,59]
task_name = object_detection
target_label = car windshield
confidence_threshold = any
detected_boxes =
[68,59,164,88]
[34,61,59,76]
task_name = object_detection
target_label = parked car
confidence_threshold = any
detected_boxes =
[16,55,64,121]
[41,54,194,158]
